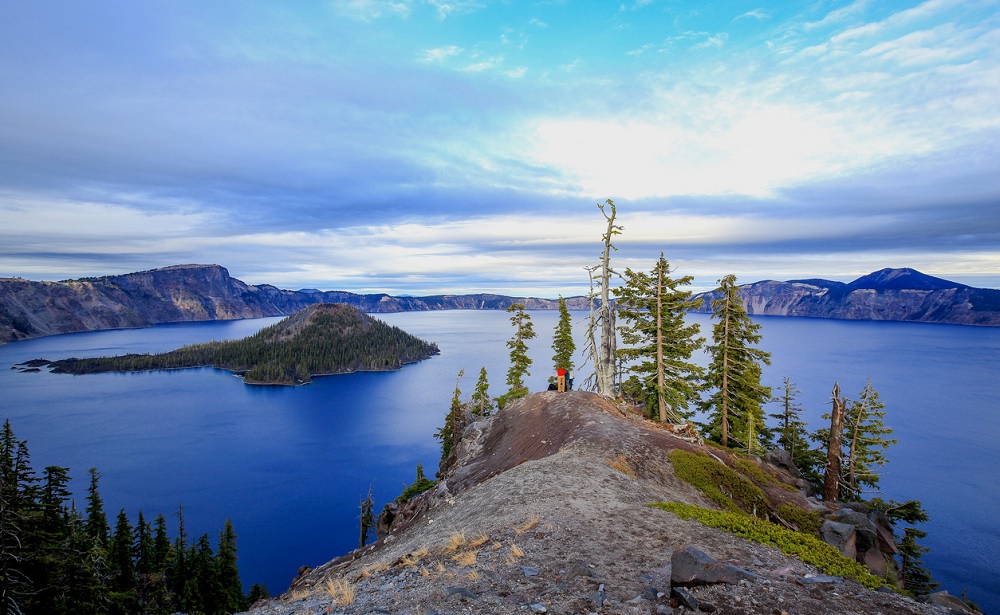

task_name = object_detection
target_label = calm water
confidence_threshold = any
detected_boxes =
[1,311,998,610]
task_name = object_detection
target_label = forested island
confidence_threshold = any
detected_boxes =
[26,303,439,385]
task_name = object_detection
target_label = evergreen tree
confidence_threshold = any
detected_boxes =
[699,274,771,452]
[551,296,576,379]
[108,509,136,614]
[435,369,466,475]
[469,367,494,418]
[247,583,269,605]
[500,303,536,406]
[0,420,36,615]
[899,527,939,595]
[615,254,704,423]
[84,468,110,549]
[768,378,824,486]
[216,519,246,614]
[842,379,896,501]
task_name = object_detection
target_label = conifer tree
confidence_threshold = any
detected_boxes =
[551,296,575,379]
[699,274,771,451]
[84,468,110,548]
[768,377,824,486]
[108,509,137,614]
[615,254,704,423]
[435,370,466,475]
[216,519,245,614]
[501,303,536,406]
[0,420,35,615]
[842,379,896,501]
[469,367,494,418]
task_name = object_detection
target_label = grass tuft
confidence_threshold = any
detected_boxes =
[514,515,540,534]
[609,454,638,478]
[442,532,467,554]
[452,550,478,567]
[323,577,355,606]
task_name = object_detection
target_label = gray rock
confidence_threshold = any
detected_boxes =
[521,566,540,577]
[819,520,857,559]
[444,587,478,600]
[797,574,844,585]
[528,602,548,613]
[671,586,699,610]
[919,590,979,615]
[670,546,760,587]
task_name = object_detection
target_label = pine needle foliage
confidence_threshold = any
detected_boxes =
[615,254,704,423]
[499,303,536,407]
[551,296,576,375]
[699,274,772,452]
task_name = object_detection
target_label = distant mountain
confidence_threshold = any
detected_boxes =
[692,268,1000,326]
[0,264,589,344]
[27,303,439,385]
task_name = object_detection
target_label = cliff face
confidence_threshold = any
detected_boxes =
[692,268,1000,326]
[0,265,587,344]
[241,392,958,615]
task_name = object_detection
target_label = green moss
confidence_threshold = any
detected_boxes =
[668,449,768,516]
[733,458,797,492]
[651,501,887,591]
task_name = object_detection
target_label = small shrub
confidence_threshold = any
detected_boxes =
[776,503,822,535]
[668,450,769,515]
[396,463,436,503]
[651,501,887,590]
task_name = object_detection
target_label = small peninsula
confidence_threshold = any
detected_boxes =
[30,303,439,385]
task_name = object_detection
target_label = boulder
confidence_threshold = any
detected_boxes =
[670,546,759,587]
[820,520,857,560]
[919,590,979,615]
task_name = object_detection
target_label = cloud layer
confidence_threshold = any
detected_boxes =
[1,0,998,293]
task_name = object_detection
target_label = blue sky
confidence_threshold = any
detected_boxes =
[1,0,998,295]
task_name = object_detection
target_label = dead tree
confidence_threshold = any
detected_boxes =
[584,199,621,398]
[823,383,846,501]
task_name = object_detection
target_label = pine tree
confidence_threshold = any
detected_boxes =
[551,296,575,381]
[108,509,137,614]
[0,420,36,615]
[842,379,896,501]
[469,367,494,418]
[435,370,466,475]
[84,468,110,549]
[699,274,771,452]
[899,527,938,595]
[615,254,704,423]
[217,519,246,614]
[768,377,824,486]
[501,303,536,407]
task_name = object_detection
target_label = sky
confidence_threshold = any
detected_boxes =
[1,0,998,296]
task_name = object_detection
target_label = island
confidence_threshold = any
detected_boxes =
[25,303,439,385]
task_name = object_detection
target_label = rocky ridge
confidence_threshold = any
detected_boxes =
[0,265,587,344]
[691,268,1000,326]
[240,392,970,615]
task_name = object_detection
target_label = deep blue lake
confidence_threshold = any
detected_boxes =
[1,311,997,611]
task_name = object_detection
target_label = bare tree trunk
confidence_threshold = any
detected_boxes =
[720,292,731,447]
[591,200,621,398]
[824,383,846,501]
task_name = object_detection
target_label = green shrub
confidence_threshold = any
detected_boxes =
[651,501,887,590]
[776,503,822,535]
[733,458,797,492]
[668,450,768,516]
[395,463,436,503]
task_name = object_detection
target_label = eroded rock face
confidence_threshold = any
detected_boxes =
[671,545,760,586]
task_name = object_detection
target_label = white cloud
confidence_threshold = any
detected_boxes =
[420,44,464,62]
[734,9,770,22]
[330,0,413,21]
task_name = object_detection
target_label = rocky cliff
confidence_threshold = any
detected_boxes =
[0,265,587,344]
[241,392,972,615]
[692,268,1000,326]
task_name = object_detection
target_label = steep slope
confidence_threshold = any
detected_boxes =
[692,268,1000,326]
[242,392,956,615]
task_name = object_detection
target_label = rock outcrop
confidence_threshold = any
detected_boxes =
[0,264,587,344]
[691,268,1000,327]
[240,392,966,615]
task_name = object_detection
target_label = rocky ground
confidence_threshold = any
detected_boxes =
[240,391,967,615]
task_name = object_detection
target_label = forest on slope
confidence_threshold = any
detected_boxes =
[34,303,439,385]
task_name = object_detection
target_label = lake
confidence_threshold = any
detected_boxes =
[1,311,997,611]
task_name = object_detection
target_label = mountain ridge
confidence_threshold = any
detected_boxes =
[692,267,999,326]
[2,264,998,344]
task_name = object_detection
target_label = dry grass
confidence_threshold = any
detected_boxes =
[514,515,540,534]
[418,566,430,577]
[452,550,478,567]
[468,532,490,548]
[412,545,430,559]
[609,454,638,478]
[441,532,467,554]
[324,577,355,606]
[467,570,480,581]
[398,554,419,568]
[434,561,447,574]
[359,561,389,579]
[510,544,524,557]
